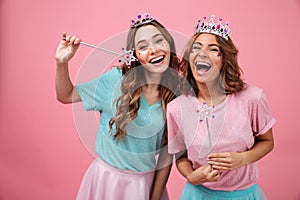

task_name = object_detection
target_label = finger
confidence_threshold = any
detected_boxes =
[69,35,76,44]
[74,37,81,45]
[210,162,233,170]
[203,164,212,173]
[61,32,67,40]
[214,173,222,181]
[66,35,71,42]
[208,157,232,163]
[211,165,229,170]
[207,170,220,180]
[208,152,229,159]
[208,160,233,167]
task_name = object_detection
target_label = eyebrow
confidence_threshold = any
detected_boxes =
[136,33,164,46]
[192,42,220,48]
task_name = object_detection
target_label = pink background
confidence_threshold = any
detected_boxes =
[1,0,300,199]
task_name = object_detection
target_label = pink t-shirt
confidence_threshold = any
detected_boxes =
[167,85,276,191]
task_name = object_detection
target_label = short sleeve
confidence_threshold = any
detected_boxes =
[252,90,276,136]
[167,99,186,154]
[76,67,122,111]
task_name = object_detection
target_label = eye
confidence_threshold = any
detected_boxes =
[210,48,220,52]
[137,44,148,51]
[191,45,201,52]
[155,38,164,44]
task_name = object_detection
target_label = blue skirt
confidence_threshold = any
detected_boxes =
[180,183,267,200]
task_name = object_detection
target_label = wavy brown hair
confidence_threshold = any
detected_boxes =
[109,20,180,142]
[180,33,246,97]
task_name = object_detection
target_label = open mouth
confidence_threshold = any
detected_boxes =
[149,55,165,64]
[195,61,211,73]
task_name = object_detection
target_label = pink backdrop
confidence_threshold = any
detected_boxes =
[1,0,300,199]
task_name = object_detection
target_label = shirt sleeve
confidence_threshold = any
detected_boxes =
[167,99,186,154]
[251,89,276,136]
[75,67,122,111]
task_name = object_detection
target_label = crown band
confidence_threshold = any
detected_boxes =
[130,12,154,28]
[194,15,232,40]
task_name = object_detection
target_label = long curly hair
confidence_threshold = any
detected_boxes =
[180,33,246,97]
[109,20,180,142]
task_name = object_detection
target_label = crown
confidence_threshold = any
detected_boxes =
[194,15,232,40]
[130,12,154,28]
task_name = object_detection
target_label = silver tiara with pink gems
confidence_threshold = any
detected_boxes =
[130,12,154,28]
[194,15,232,40]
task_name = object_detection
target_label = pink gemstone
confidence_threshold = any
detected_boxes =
[217,24,221,29]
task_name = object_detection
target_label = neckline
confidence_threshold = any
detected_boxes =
[192,94,232,111]
[141,93,161,107]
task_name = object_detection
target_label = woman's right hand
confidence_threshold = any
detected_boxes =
[55,32,81,64]
[186,164,221,185]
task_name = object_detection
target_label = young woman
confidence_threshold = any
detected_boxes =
[55,13,180,200]
[167,15,275,199]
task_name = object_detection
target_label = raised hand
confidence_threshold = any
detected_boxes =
[55,32,81,64]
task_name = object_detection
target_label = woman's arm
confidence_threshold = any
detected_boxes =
[55,32,81,104]
[208,128,274,170]
[150,148,173,200]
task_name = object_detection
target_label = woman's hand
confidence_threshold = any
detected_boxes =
[55,32,81,64]
[207,152,246,170]
[208,129,274,170]
[186,164,222,185]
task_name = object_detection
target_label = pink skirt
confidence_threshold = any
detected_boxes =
[76,158,169,200]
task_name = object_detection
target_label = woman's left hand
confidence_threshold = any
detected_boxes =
[207,152,247,170]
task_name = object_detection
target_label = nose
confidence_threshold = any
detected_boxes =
[197,48,208,58]
[148,43,159,54]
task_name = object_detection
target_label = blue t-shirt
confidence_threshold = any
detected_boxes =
[76,67,165,172]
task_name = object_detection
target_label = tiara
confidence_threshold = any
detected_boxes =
[194,15,232,40]
[130,12,154,28]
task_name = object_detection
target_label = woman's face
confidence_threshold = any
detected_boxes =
[134,25,171,74]
[189,33,223,85]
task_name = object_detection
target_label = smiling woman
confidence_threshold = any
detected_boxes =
[55,12,181,200]
[189,33,223,85]
[167,15,276,200]
[134,25,171,77]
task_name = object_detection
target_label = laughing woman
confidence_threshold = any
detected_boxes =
[55,13,180,200]
[167,15,276,200]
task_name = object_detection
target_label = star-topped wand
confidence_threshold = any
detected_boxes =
[198,102,215,148]
[62,37,137,66]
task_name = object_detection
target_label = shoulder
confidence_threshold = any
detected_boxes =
[94,67,123,86]
[102,66,122,79]
[167,95,196,112]
[234,85,264,102]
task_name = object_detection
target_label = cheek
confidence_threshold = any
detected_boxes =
[163,43,171,52]
[136,52,147,64]
[189,53,195,64]
[215,59,223,71]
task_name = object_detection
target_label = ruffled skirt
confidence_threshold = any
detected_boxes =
[180,182,267,200]
[76,158,169,200]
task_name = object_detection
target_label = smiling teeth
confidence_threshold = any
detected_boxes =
[195,62,210,66]
[150,56,164,63]
[195,61,211,72]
